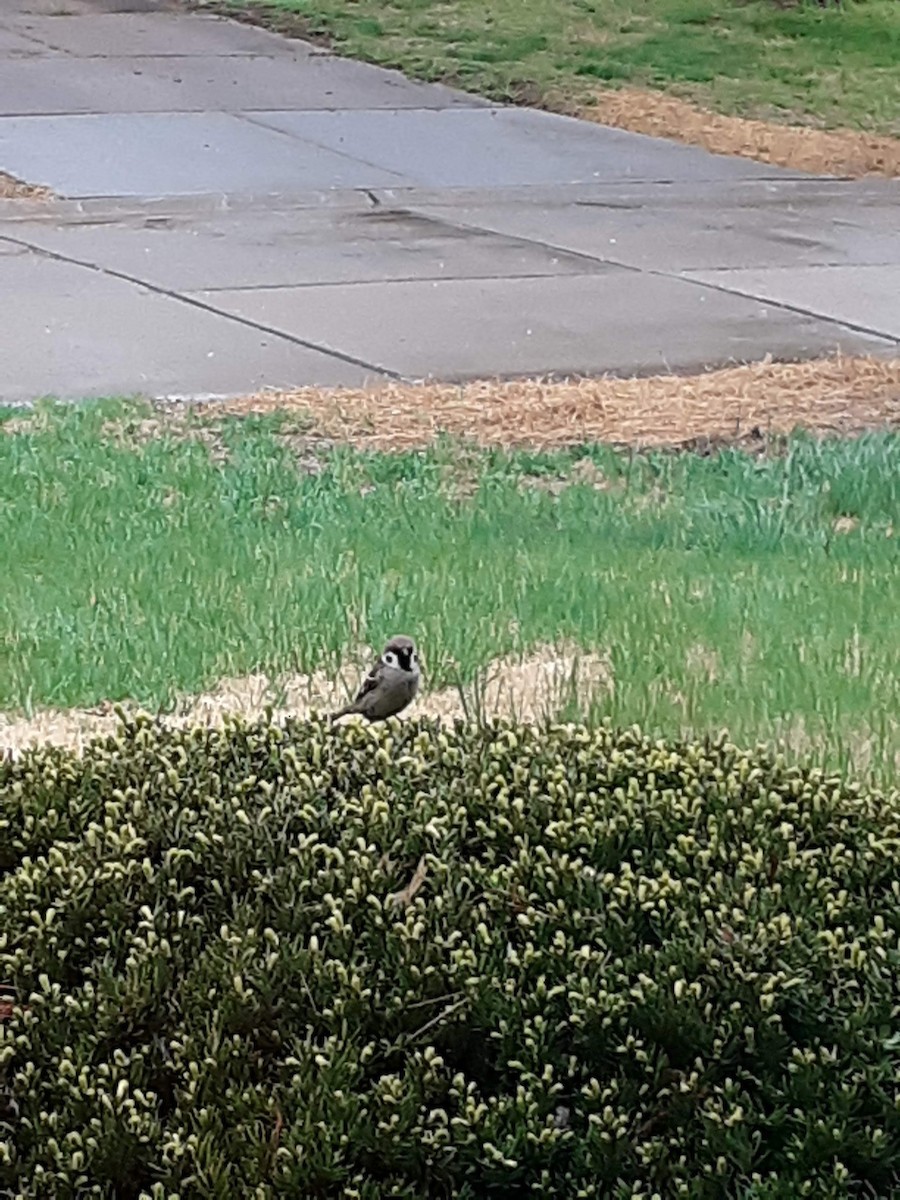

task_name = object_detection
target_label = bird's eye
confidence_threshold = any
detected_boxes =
[384,651,398,667]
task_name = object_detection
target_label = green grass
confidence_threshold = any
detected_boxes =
[214,0,900,134]
[1,399,898,782]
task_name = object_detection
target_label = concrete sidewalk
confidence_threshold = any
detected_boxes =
[1,0,898,402]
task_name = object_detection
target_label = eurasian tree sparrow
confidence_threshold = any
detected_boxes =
[331,635,421,722]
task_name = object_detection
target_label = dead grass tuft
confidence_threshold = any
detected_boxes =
[685,642,721,682]
[386,857,429,909]
[768,713,900,782]
[519,457,617,497]
[211,355,900,453]
[582,88,900,179]
[98,413,233,465]
[0,171,53,201]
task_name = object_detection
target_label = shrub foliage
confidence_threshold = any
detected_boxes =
[1,717,899,1197]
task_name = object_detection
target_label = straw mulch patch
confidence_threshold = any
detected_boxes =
[212,356,900,452]
[582,88,900,179]
[0,644,612,756]
[0,172,52,201]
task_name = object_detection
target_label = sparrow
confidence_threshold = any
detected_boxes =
[331,635,421,722]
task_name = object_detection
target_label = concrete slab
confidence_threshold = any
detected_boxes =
[0,59,115,116]
[253,107,805,189]
[9,206,606,290]
[191,272,894,381]
[0,54,482,117]
[1,0,897,398]
[7,0,178,13]
[6,13,315,57]
[408,183,900,273]
[685,265,900,342]
[0,249,379,403]
[0,113,409,197]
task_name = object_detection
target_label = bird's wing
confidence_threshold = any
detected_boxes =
[331,661,388,721]
[352,665,382,704]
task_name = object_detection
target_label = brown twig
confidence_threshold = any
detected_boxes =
[387,856,428,908]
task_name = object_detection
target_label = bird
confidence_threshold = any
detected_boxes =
[331,635,421,723]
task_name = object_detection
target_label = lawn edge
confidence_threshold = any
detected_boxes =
[7,357,899,453]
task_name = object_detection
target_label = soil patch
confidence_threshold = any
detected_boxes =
[3,648,892,778]
[583,88,900,180]
[0,644,613,755]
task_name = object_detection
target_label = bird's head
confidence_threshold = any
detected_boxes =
[382,635,420,676]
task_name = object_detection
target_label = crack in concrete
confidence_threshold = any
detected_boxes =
[231,111,415,183]
[197,270,611,294]
[659,272,900,348]
[402,204,900,350]
[0,232,399,380]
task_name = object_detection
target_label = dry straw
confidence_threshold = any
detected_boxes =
[219,355,900,452]
[0,171,52,201]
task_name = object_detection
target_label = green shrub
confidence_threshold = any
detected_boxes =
[1,717,899,1197]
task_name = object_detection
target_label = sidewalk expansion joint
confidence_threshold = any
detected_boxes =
[0,233,399,381]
